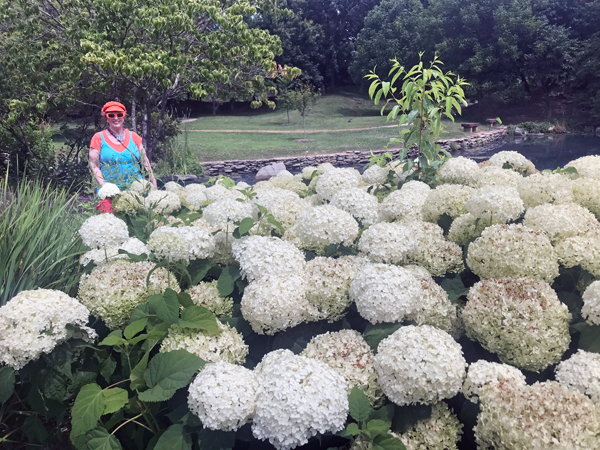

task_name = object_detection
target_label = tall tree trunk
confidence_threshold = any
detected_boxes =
[131,86,137,132]
[141,93,150,160]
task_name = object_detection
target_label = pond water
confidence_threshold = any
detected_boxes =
[452,134,600,171]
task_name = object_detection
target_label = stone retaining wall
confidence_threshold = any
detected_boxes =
[202,127,507,176]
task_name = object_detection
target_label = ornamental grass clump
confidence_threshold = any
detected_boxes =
[463,278,571,372]
[78,260,176,329]
[374,325,466,405]
[349,263,424,324]
[252,349,349,450]
[301,330,383,404]
[555,350,600,404]
[475,381,600,450]
[188,361,258,431]
[0,289,96,369]
[466,224,559,282]
[462,360,526,403]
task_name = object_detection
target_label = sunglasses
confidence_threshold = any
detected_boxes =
[106,112,124,118]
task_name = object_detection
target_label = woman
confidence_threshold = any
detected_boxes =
[89,101,157,191]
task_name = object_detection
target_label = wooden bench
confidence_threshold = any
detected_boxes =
[461,123,479,132]
[486,118,498,127]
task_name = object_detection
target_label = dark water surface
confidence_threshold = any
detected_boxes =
[452,134,600,171]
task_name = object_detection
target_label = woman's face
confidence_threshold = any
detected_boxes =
[106,111,125,128]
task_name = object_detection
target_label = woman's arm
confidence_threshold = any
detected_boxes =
[89,148,105,187]
[139,145,158,189]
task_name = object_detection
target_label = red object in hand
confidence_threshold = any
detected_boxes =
[96,198,114,213]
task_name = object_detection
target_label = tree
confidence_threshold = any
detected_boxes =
[0,0,283,167]
[288,82,321,134]
[274,65,302,124]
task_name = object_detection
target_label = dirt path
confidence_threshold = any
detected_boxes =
[185,124,398,134]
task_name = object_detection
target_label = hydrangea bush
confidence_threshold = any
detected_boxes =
[3,151,600,450]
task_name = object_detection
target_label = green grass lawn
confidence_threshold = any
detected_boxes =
[181,86,469,161]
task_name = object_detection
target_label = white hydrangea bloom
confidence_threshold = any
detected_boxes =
[269,176,310,196]
[316,162,335,175]
[582,281,600,325]
[241,274,314,335]
[565,154,600,180]
[422,184,473,222]
[0,289,96,369]
[202,197,258,230]
[78,261,177,329]
[358,222,416,264]
[524,202,600,244]
[301,330,383,404]
[188,361,257,431]
[304,256,365,322]
[163,181,183,192]
[488,150,536,176]
[463,278,571,372]
[436,156,480,187]
[556,350,600,404]
[129,179,153,194]
[476,165,523,188]
[181,190,208,211]
[447,213,498,246]
[80,237,150,267]
[374,325,466,405]
[184,183,207,194]
[403,265,457,333]
[554,234,600,277]
[330,188,380,226]
[205,184,234,202]
[97,182,121,199]
[517,172,574,209]
[465,185,524,223]
[350,263,424,324]
[402,221,465,276]
[79,213,129,249]
[315,167,362,200]
[301,166,318,179]
[466,224,559,282]
[296,205,359,249]
[112,191,144,214]
[187,280,233,317]
[147,226,216,261]
[232,235,306,283]
[475,381,600,450]
[572,176,600,216]
[144,190,181,215]
[395,402,463,450]
[380,182,430,222]
[462,360,526,403]
[160,321,248,364]
[252,349,349,450]
[252,188,309,231]
[362,164,390,185]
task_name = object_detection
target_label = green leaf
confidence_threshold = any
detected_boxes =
[349,386,372,423]
[217,265,241,297]
[139,350,205,402]
[369,404,394,426]
[0,366,15,403]
[180,305,220,336]
[102,388,128,415]
[86,427,123,450]
[99,330,126,347]
[381,81,390,97]
[437,213,453,236]
[188,259,213,285]
[124,318,148,340]
[367,419,391,433]
[341,422,361,437]
[238,217,256,236]
[373,433,407,450]
[130,351,150,391]
[177,292,194,308]
[267,216,285,235]
[363,323,403,352]
[22,415,49,444]
[149,290,180,325]
[577,323,600,353]
[71,383,105,436]
[154,424,192,450]
[99,355,117,383]
[440,275,469,302]
[129,304,150,323]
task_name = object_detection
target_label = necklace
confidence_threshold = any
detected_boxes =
[107,128,125,142]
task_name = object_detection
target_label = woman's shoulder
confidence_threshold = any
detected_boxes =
[129,130,143,148]
[90,131,105,150]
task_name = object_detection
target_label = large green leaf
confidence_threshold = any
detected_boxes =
[71,383,105,436]
[130,351,150,391]
[154,424,192,450]
[188,259,213,285]
[217,265,241,297]
[102,388,129,415]
[86,427,123,450]
[440,275,469,303]
[180,305,220,336]
[0,366,15,403]
[373,434,407,450]
[349,386,372,423]
[22,415,49,444]
[124,318,148,340]
[149,290,180,325]
[577,322,600,353]
[363,323,403,352]
[138,350,205,402]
